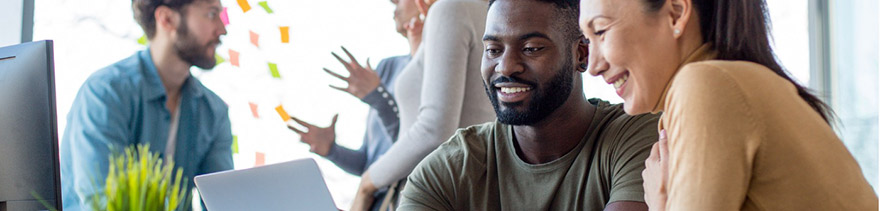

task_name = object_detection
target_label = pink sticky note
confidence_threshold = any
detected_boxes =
[249,30,259,47]
[248,102,259,118]
[220,7,229,25]
[255,152,265,166]
[228,49,240,67]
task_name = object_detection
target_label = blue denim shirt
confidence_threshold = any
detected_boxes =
[60,49,233,210]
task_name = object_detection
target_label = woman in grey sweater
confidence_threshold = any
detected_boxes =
[349,0,495,210]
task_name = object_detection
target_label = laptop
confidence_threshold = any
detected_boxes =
[194,158,338,211]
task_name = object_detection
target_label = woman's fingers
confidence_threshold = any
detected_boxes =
[287,125,305,134]
[330,52,352,70]
[323,68,348,81]
[340,46,361,67]
[290,116,315,129]
[658,129,668,160]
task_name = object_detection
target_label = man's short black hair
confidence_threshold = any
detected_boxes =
[488,0,582,43]
[132,0,202,39]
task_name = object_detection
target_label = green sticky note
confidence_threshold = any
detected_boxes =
[232,135,239,154]
[137,35,147,45]
[258,1,273,13]
[215,53,226,66]
[269,63,281,78]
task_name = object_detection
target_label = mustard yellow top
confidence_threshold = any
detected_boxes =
[654,44,878,210]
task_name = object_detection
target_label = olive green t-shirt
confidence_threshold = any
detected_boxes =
[399,99,660,210]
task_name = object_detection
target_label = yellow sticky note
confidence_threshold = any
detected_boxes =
[232,135,239,154]
[275,105,290,121]
[237,0,251,13]
[249,30,259,47]
[255,152,265,166]
[279,26,290,43]
[269,63,280,78]
[258,1,273,13]
[137,35,147,45]
[214,53,225,66]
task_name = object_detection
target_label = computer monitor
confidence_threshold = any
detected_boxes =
[0,40,61,211]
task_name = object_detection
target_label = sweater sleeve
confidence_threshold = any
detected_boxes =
[366,0,478,188]
[662,63,763,211]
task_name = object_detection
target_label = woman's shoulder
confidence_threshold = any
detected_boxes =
[673,60,792,99]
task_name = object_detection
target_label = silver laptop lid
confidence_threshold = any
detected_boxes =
[195,158,337,211]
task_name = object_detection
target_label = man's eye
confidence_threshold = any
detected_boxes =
[486,48,502,55]
[207,12,217,19]
[594,29,607,36]
[523,47,543,53]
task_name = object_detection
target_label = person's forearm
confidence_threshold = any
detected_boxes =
[324,143,368,175]
[361,85,401,141]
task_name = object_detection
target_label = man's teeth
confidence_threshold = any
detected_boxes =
[613,74,629,89]
[500,87,532,94]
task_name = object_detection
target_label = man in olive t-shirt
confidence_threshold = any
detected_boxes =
[397,0,660,210]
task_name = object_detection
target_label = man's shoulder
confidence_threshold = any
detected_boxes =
[421,121,497,170]
[82,52,149,97]
[437,121,496,157]
[591,99,660,150]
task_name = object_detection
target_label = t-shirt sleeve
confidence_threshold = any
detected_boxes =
[398,133,468,211]
[662,63,761,211]
[606,113,659,204]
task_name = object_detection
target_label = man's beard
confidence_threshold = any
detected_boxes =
[484,61,574,125]
[174,17,219,70]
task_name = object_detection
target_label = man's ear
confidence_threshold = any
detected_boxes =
[576,35,589,72]
[154,6,180,38]
[667,0,693,39]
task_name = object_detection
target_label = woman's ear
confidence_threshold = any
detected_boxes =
[415,0,428,17]
[668,0,693,39]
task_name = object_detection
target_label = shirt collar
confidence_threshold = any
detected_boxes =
[139,48,205,101]
[650,43,718,114]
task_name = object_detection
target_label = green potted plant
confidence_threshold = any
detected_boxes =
[89,144,191,211]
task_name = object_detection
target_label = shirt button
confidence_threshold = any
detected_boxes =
[393,107,398,112]
[388,100,394,106]
[382,93,389,98]
[377,87,384,92]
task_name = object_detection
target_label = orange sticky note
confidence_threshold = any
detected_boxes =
[248,102,259,118]
[237,0,251,13]
[279,26,290,43]
[228,49,240,67]
[275,105,290,121]
[255,152,265,166]
[249,30,259,47]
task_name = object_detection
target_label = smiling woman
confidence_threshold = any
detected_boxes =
[579,0,878,210]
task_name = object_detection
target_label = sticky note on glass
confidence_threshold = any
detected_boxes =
[249,30,259,47]
[275,105,290,122]
[248,102,259,118]
[232,135,239,154]
[237,0,251,13]
[255,152,265,166]
[279,26,290,43]
[268,63,281,78]
[258,1,273,13]
[220,7,229,25]
[215,53,225,66]
[137,35,147,45]
[228,49,240,67]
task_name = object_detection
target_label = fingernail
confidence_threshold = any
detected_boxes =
[659,129,666,140]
